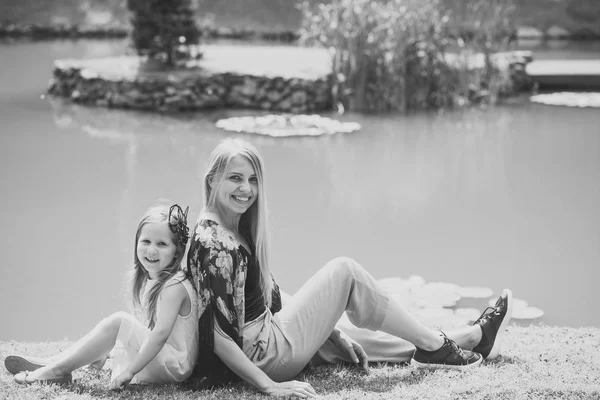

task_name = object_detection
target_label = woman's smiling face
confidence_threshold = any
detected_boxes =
[215,155,258,217]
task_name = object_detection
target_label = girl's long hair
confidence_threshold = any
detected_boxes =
[203,138,273,306]
[130,202,187,329]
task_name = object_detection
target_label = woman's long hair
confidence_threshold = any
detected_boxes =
[203,138,273,306]
[130,202,188,329]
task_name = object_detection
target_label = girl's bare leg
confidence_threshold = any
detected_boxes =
[23,311,128,379]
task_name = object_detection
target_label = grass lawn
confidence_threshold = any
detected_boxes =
[1,325,599,399]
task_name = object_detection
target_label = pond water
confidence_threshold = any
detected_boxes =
[1,39,599,342]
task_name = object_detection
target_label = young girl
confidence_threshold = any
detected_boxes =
[4,203,199,390]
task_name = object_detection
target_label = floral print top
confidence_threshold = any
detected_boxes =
[187,219,281,385]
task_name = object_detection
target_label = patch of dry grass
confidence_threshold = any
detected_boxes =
[1,325,599,399]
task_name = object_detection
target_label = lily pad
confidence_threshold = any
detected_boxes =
[454,308,482,321]
[380,276,544,324]
[405,275,427,287]
[414,308,471,329]
[512,306,545,320]
[378,275,425,295]
[530,92,600,108]
[424,282,461,293]
[456,286,493,299]
[415,283,461,308]
[215,114,361,137]
[491,297,544,320]
[489,297,528,308]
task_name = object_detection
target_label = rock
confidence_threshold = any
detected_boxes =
[278,96,293,111]
[290,90,308,105]
[546,25,570,39]
[267,90,282,102]
[517,26,544,39]
[239,78,259,98]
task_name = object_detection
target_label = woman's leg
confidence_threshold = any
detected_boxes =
[310,316,482,366]
[273,257,466,379]
[21,311,130,379]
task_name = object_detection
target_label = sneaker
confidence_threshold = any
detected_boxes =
[473,288,513,360]
[411,333,483,369]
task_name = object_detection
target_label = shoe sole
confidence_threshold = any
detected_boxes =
[4,355,45,375]
[486,288,513,360]
[410,356,483,369]
[14,372,72,386]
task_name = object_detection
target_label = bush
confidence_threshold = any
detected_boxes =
[299,0,516,112]
[566,0,600,24]
[127,0,201,66]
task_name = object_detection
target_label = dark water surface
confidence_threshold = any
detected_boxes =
[1,40,599,341]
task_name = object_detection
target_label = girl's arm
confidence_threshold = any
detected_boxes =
[213,322,316,398]
[110,283,186,390]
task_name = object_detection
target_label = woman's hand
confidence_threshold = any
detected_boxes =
[109,370,134,390]
[330,329,369,370]
[264,380,317,398]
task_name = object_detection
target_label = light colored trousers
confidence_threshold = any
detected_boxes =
[241,257,415,381]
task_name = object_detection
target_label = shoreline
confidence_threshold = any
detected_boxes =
[2,22,600,43]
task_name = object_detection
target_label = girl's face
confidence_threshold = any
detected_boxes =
[136,222,177,279]
[215,155,258,217]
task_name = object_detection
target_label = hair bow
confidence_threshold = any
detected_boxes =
[168,204,190,248]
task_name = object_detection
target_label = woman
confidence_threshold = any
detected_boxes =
[187,138,512,398]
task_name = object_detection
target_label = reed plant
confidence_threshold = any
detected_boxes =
[299,0,516,112]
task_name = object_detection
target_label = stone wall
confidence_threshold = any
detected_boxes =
[47,57,332,113]
[0,23,127,39]
[2,21,600,41]
[46,48,532,114]
[0,22,299,42]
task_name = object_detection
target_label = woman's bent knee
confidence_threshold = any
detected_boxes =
[325,256,361,278]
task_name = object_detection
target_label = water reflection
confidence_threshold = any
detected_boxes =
[43,98,600,332]
[516,39,600,60]
[1,40,600,342]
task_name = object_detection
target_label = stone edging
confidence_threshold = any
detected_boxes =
[0,22,299,42]
[0,23,127,39]
[2,22,599,41]
[47,55,332,113]
[46,48,534,113]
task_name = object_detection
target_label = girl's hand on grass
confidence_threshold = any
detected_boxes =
[109,370,134,390]
[330,329,369,370]
[265,380,317,398]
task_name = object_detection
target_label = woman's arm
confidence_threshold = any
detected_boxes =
[327,327,369,370]
[279,289,293,308]
[110,283,186,390]
[213,322,316,398]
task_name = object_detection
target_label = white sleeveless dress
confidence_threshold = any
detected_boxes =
[110,271,199,384]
